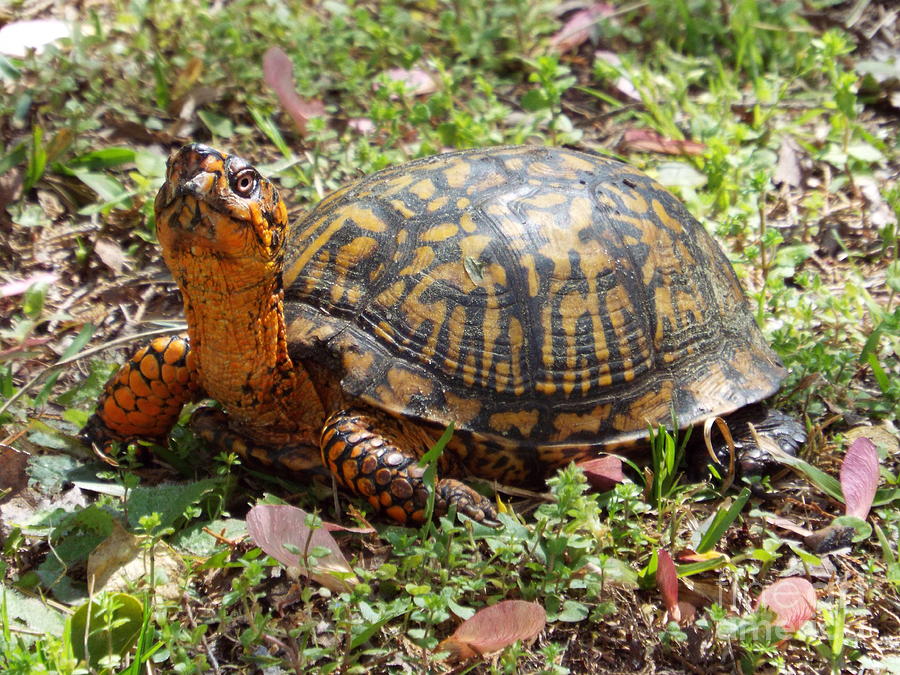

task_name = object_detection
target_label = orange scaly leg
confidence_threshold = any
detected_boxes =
[320,408,497,525]
[80,336,200,448]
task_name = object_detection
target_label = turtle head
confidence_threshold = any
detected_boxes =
[155,144,289,280]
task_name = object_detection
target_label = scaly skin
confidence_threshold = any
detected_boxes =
[82,144,496,524]
[80,336,199,445]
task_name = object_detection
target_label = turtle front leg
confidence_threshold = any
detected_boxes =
[320,408,497,525]
[80,336,200,448]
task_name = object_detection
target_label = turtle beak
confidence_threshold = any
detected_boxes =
[158,143,226,207]
[175,170,216,200]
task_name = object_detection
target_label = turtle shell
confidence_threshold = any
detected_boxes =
[282,145,785,475]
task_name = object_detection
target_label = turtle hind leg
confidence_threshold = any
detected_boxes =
[691,404,806,476]
[320,408,497,525]
[189,407,324,474]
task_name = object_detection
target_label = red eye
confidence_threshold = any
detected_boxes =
[234,169,257,197]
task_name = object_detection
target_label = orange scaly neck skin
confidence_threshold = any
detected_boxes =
[155,145,325,445]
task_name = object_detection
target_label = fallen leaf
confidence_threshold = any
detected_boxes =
[0,166,24,211]
[757,577,817,632]
[550,4,614,53]
[619,129,706,156]
[377,68,438,98]
[655,161,708,188]
[263,47,326,135]
[594,51,640,101]
[0,272,59,297]
[656,550,679,616]
[841,437,879,520]
[844,424,898,455]
[438,600,546,661]
[773,136,802,187]
[347,118,376,135]
[0,336,53,359]
[0,444,29,504]
[93,237,127,275]
[764,515,813,538]
[87,520,184,600]
[679,577,735,608]
[0,19,71,57]
[577,455,624,491]
[857,177,896,228]
[246,504,358,593]
[675,550,727,564]
[322,521,376,534]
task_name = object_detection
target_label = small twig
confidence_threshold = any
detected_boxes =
[185,594,221,675]
[491,482,554,502]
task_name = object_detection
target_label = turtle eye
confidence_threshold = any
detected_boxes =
[233,168,258,198]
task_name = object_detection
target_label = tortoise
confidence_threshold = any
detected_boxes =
[81,144,806,524]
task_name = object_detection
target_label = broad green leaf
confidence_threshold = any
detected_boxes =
[697,487,751,553]
[1,583,65,635]
[126,478,222,531]
[66,147,136,170]
[68,592,143,668]
[198,109,235,138]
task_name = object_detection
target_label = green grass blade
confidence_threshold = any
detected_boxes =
[697,487,751,553]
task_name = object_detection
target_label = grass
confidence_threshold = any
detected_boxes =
[1,0,899,673]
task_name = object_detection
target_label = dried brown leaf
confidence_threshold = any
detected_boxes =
[774,136,802,187]
[438,600,546,661]
[620,129,706,156]
[94,237,127,275]
[87,520,184,600]
[0,445,29,503]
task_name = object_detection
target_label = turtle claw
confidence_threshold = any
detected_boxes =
[435,478,498,524]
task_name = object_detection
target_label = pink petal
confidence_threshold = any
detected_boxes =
[841,437,879,519]
[0,272,58,297]
[438,600,546,661]
[263,47,325,135]
[550,4,614,53]
[577,455,624,491]
[757,577,817,632]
